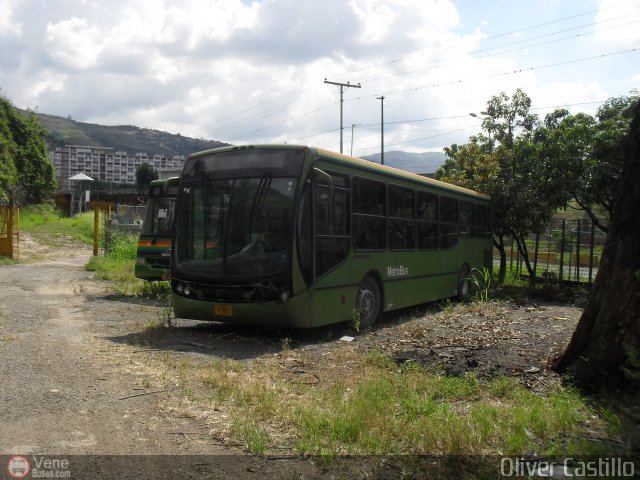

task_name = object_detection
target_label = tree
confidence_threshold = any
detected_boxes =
[0,98,19,203]
[575,93,639,232]
[136,162,158,192]
[438,89,554,283]
[10,109,56,204]
[0,96,55,204]
[537,93,639,233]
[552,100,640,392]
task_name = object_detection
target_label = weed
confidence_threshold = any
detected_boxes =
[351,308,361,332]
[0,256,16,266]
[235,421,270,454]
[362,351,395,370]
[157,293,174,329]
[440,299,456,315]
[468,267,492,302]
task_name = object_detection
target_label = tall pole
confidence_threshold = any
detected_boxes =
[377,96,385,165]
[324,79,361,153]
[351,124,356,156]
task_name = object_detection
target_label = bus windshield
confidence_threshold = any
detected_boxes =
[141,196,174,237]
[175,173,298,279]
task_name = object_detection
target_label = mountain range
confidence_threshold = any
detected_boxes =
[31,111,227,157]
[30,110,446,173]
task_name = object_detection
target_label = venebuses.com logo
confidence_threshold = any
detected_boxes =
[6,455,71,478]
[6,456,30,479]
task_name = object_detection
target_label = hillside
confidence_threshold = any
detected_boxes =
[29,110,228,157]
[26,110,446,171]
[361,150,446,174]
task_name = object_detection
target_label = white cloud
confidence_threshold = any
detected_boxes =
[45,16,103,69]
[0,0,636,155]
[594,0,640,49]
[0,0,23,37]
[350,0,396,44]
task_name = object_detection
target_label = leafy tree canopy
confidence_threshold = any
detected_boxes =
[436,89,638,283]
[0,94,56,205]
[135,162,159,192]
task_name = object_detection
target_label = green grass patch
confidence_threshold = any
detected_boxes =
[138,346,620,458]
[85,233,170,297]
[20,203,95,246]
[0,256,17,266]
[292,370,604,456]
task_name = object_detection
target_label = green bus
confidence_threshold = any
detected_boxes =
[135,177,179,281]
[171,145,492,328]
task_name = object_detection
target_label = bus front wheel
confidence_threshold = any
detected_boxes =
[457,264,471,302]
[356,276,381,330]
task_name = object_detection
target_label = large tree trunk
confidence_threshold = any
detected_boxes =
[552,103,640,392]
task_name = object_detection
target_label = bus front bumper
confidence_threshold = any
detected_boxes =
[171,291,313,328]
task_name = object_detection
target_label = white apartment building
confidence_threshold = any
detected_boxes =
[51,145,185,191]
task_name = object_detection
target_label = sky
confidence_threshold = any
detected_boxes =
[1,0,638,159]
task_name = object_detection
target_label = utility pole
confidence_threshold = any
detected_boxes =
[377,96,385,165]
[324,78,361,153]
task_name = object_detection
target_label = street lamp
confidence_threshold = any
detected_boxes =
[469,111,491,142]
[377,96,385,165]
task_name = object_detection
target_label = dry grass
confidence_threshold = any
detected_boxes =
[101,317,614,459]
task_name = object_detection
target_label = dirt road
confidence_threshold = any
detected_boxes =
[0,250,214,455]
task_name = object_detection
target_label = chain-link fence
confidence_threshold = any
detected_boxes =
[495,218,607,284]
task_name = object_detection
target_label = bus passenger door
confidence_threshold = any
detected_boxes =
[310,168,353,327]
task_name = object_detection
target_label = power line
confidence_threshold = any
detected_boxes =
[344,47,639,104]
[201,4,637,141]
[349,0,636,75]
[349,99,614,153]
[218,42,638,143]
[358,16,640,84]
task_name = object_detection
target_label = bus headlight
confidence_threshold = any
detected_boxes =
[183,285,192,296]
[175,283,184,294]
[136,256,145,265]
[278,288,289,304]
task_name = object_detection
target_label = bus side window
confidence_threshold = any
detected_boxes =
[314,171,351,278]
[460,201,474,238]
[353,177,386,250]
[474,204,490,238]
[417,191,438,250]
[388,185,415,250]
[439,196,459,249]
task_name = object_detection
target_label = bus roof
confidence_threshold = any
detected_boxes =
[188,144,490,201]
[148,176,180,196]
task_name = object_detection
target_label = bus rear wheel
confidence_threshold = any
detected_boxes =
[457,264,471,302]
[356,276,381,330]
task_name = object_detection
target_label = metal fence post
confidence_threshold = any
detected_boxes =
[559,219,566,281]
[576,219,581,282]
[589,220,595,284]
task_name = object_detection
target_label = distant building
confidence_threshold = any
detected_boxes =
[51,145,185,191]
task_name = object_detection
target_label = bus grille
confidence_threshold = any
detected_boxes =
[180,280,280,303]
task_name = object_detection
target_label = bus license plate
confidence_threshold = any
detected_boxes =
[215,304,233,317]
